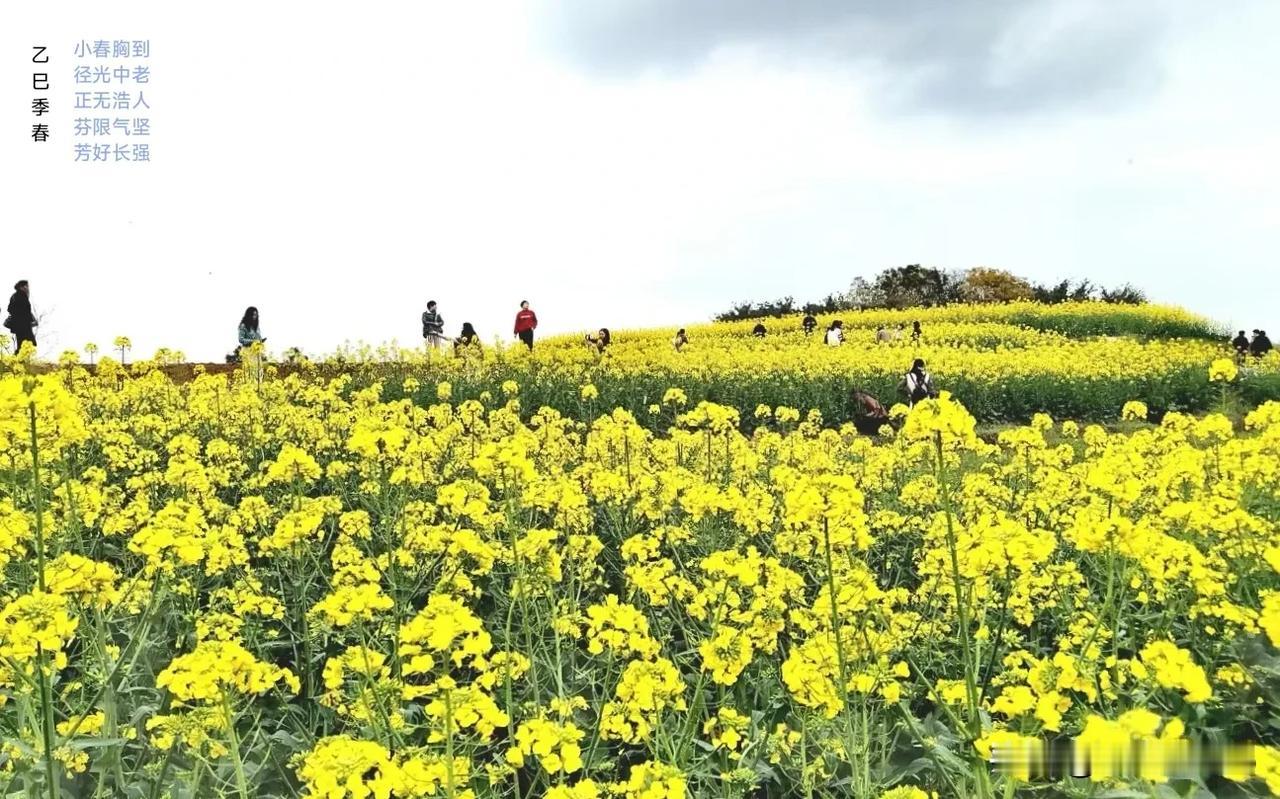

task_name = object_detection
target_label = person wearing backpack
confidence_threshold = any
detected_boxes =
[900,358,936,407]
[5,280,37,352]
[422,300,446,352]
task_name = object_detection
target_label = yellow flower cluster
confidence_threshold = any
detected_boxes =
[156,639,299,704]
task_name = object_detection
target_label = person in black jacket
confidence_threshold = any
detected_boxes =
[422,301,446,352]
[1232,330,1250,357]
[5,280,36,351]
[1251,330,1273,357]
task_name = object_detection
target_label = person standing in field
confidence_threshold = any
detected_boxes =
[875,325,893,344]
[672,328,689,351]
[802,315,817,336]
[237,306,265,352]
[1232,330,1250,358]
[824,320,844,346]
[911,320,922,344]
[4,280,36,352]
[514,300,538,350]
[1251,330,1273,357]
[422,300,446,353]
[900,358,936,407]
[236,306,266,378]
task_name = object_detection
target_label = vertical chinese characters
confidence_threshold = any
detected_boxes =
[32,46,49,143]
[72,39,151,164]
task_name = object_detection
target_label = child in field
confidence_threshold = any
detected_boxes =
[802,315,817,336]
[752,322,767,338]
[673,329,689,351]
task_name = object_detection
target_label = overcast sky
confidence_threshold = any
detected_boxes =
[3,1,1277,359]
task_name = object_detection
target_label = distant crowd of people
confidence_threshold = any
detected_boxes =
[234,299,531,363]
[751,316,924,347]
[9,280,1274,440]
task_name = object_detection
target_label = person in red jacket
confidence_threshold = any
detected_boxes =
[514,300,538,350]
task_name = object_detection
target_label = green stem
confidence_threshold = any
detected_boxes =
[221,692,250,799]
[28,401,59,799]
[34,646,59,799]
[821,518,860,774]
[443,688,457,799]
[935,432,992,799]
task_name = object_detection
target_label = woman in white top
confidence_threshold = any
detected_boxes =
[824,320,844,346]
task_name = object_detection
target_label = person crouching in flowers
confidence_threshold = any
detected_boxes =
[850,388,890,435]
[672,328,689,351]
[453,321,481,354]
[585,327,611,354]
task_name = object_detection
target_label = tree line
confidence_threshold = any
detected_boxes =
[715,265,1147,321]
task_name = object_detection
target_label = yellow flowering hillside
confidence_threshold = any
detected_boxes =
[1,351,1279,798]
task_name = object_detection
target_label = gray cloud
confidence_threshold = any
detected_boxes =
[536,0,1168,116]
